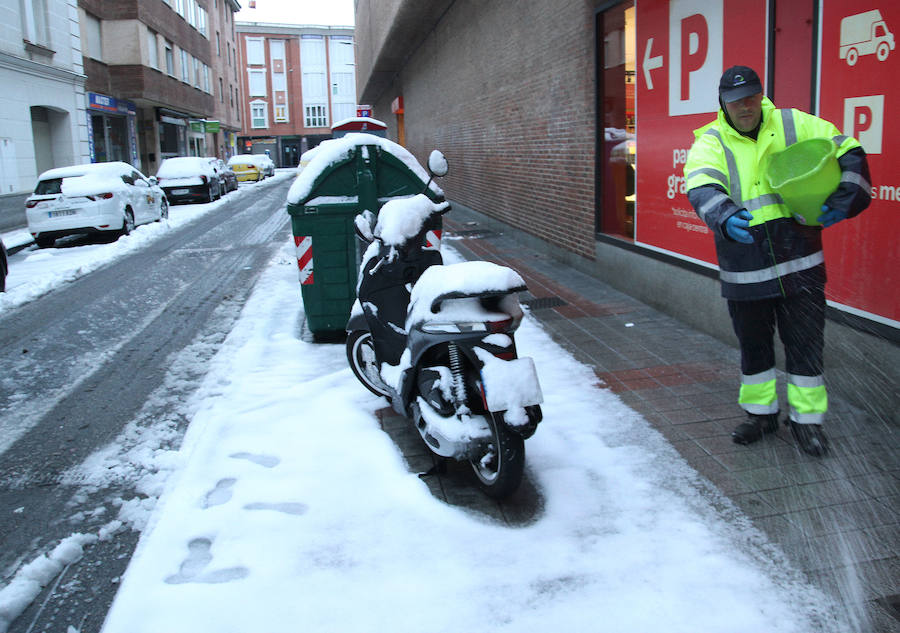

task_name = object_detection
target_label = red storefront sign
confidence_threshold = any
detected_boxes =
[635,0,767,266]
[635,0,896,324]
[818,2,899,323]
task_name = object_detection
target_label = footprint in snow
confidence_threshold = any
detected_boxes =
[165,537,249,584]
[202,478,236,508]
[243,502,308,516]
[229,452,280,468]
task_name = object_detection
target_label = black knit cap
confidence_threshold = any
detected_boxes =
[718,66,762,103]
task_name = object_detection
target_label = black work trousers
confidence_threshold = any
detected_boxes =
[726,284,826,378]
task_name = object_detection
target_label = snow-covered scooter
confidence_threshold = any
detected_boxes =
[346,152,543,498]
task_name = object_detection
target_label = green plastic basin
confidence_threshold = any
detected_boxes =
[766,138,840,226]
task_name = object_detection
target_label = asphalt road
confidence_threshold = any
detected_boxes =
[0,179,293,633]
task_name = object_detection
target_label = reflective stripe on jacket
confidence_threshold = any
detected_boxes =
[683,97,870,300]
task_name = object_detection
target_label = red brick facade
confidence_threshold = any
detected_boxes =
[365,0,600,259]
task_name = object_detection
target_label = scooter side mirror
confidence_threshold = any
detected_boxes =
[354,210,375,243]
[427,150,449,177]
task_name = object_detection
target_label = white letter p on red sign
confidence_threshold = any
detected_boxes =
[668,0,722,116]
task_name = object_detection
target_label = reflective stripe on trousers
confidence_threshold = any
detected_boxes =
[739,368,778,415]
[788,373,827,424]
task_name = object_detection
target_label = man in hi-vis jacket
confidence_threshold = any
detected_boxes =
[683,66,871,456]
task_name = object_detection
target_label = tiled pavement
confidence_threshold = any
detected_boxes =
[374,205,899,632]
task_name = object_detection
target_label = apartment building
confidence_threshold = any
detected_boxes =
[235,22,356,167]
[0,0,89,198]
[78,0,240,175]
[206,0,242,160]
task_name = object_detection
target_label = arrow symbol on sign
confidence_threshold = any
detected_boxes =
[643,37,663,89]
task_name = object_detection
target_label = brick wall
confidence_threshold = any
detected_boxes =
[371,0,598,259]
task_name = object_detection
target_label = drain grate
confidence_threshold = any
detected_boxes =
[523,296,567,310]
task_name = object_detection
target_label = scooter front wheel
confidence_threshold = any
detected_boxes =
[346,330,391,397]
[470,411,525,499]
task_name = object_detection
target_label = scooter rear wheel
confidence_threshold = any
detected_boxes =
[470,411,525,499]
[346,330,391,397]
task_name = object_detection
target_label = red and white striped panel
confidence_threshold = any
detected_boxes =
[424,229,442,251]
[294,235,314,285]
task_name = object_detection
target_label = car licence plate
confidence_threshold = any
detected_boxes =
[49,209,77,218]
[172,189,190,195]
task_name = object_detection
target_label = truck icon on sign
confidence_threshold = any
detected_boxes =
[840,10,895,66]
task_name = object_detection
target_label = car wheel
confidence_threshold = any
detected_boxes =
[158,198,169,221]
[36,235,56,249]
[121,208,135,237]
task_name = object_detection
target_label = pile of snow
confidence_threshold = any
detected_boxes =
[331,116,387,129]
[407,261,525,326]
[0,534,96,633]
[287,134,443,205]
[374,194,448,246]
[88,240,843,633]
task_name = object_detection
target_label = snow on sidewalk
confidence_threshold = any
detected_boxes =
[93,239,844,633]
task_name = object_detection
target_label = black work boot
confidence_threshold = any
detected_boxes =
[787,419,829,457]
[732,412,779,445]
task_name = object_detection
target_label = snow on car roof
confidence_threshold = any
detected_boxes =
[228,155,263,165]
[157,156,216,178]
[38,161,134,181]
[287,133,442,204]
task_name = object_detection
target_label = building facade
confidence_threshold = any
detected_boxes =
[0,0,89,198]
[78,0,241,176]
[234,22,355,167]
[206,0,242,161]
[354,0,898,421]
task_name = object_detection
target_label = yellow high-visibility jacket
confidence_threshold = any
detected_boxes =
[684,97,870,300]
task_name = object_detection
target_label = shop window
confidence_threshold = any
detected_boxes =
[251,101,268,128]
[596,1,635,240]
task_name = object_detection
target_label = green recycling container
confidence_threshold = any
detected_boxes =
[288,200,359,338]
[766,138,840,226]
[286,136,446,339]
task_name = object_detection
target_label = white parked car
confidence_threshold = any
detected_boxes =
[26,161,169,248]
[156,156,222,204]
